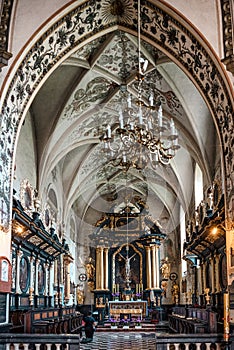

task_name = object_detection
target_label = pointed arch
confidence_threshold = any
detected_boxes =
[0,1,233,238]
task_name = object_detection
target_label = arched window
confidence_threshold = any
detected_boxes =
[48,188,58,223]
[180,206,187,276]
[70,217,76,242]
[194,163,203,209]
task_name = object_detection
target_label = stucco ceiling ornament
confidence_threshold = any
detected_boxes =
[101,0,134,24]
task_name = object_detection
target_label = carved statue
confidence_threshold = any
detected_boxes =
[144,214,162,234]
[161,280,168,297]
[77,288,85,304]
[160,257,170,279]
[186,289,192,305]
[118,252,136,279]
[172,283,179,304]
[85,258,95,281]
[94,214,113,234]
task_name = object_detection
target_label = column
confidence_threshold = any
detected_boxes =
[151,245,156,289]
[44,262,49,297]
[155,245,160,289]
[15,250,22,294]
[54,259,58,286]
[100,247,104,290]
[211,257,215,294]
[96,247,101,290]
[203,260,207,292]
[104,247,109,290]
[29,256,35,306]
[49,262,54,296]
[63,255,72,303]
[34,259,39,296]
[145,246,152,289]
[49,262,54,297]
[215,253,220,292]
[29,256,35,291]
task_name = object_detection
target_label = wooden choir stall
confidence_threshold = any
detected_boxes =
[8,191,83,334]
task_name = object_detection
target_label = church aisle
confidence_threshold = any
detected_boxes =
[79,331,156,350]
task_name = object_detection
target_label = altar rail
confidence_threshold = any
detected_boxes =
[0,332,234,350]
[155,333,234,350]
[0,333,80,350]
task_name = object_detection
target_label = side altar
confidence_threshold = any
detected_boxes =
[109,300,147,321]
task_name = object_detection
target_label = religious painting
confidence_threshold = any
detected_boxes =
[19,256,29,292]
[205,261,212,289]
[24,186,32,210]
[45,208,50,227]
[182,279,187,293]
[20,179,35,213]
[38,263,45,294]
[1,259,8,282]
[220,254,227,289]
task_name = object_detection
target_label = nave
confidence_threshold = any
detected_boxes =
[79,332,156,350]
[0,0,234,346]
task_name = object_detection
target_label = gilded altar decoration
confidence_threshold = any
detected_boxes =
[77,287,85,305]
[160,257,170,280]
[172,283,179,304]
[204,288,210,305]
[85,257,95,281]
[85,257,95,290]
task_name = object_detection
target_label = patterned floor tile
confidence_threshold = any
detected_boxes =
[79,331,156,350]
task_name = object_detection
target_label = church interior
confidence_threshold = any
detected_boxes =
[0,0,234,348]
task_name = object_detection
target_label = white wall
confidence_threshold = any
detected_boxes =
[13,110,37,195]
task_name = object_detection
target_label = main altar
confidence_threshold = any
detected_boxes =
[109,300,147,321]
[87,198,167,323]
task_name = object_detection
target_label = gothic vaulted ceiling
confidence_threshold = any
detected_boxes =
[24,18,218,237]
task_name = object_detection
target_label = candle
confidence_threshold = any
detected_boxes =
[158,105,162,128]
[107,124,111,138]
[127,94,132,108]
[170,118,175,135]
[149,92,154,107]
[119,110,124,129]
[139,107,143,125]
[136,284,138,293]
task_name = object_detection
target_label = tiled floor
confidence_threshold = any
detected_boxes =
[79,331,156,350]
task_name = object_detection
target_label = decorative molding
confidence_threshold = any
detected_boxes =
[221,0,234,74]
[0,0,13,69]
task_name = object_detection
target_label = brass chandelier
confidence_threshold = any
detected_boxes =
[100,0,180,171]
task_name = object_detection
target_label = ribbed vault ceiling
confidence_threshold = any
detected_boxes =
[27,29,218,237]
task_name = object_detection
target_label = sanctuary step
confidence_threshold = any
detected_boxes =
[96,321,169,332]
